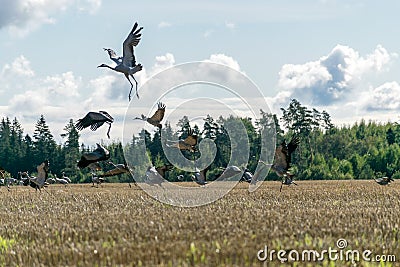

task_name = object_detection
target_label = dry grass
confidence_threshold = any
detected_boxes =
[0,180,399,266]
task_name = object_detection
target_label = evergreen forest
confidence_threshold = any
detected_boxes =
[1,99,399,183]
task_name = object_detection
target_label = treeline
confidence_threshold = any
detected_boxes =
[1,99,399,182]
[0,115,130,183]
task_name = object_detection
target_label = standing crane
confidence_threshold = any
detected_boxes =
[191,166,209,186]
[61,172,72,183]
[54,174,69,186]
[98,22,143,101]
[91,173,105,188]
[240,168,253,183]
[145,165,173,187]
[374,177,394,185]
[0,167,9,191]
[218,165,242,180]
[75,111,114,139]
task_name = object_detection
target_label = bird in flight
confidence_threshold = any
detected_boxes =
[260,136,300,191]
[23,160,50,192]
[77,143,110,169]
[98,161,136,187]
[134,102,166,129]
[98,161,134,178]
[166,128,198,153]
[76,111,114,139]
[98,22,144,101]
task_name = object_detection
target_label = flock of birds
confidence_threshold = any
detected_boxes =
[1,132,393,193]
[0,21,395,192]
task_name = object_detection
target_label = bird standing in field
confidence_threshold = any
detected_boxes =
[0,167,5,179]
[134,102,166,129]
[218,165,242,180]
[191,166,209,186]
[145,165,173,187]
[75,111,114,139]
[166,128,198,153]
[240,168,253,183]
[91,173,105,188]
[374,177,394,185]
[0,167,9,191]
[77,143,110,169]
[61,172,71,183]
[54,174,69,186]
[98,22,143,101]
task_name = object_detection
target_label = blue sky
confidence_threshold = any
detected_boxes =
[0,0,399,144]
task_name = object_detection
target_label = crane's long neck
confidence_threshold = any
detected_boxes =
[99,64,114,70]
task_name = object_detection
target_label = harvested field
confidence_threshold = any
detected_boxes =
[0,180,399,266]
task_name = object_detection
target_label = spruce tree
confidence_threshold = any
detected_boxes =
[61,119,80,181]
[33,115,57,166]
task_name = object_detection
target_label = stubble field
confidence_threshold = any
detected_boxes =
[0,180,399,266]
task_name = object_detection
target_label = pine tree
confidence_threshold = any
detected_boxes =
[0,118,12,171]
[61,119,80,181]
[203,115,218,139]
[33,115,57,166]
[9,118,26,176]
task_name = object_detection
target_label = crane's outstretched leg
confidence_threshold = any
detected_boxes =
[280,182,283,192]
[125,74,134,101]
[106,122,112,139]
[130,74,139,99]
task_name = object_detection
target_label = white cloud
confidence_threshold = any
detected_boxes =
[152,53,175,74]
[158,21,171,28]
[363,82,400,111]
[206,54,241,71]
[9,89,46,116]
[1,55,35,77]
[278,44,397,105]
[203,29,214,38]
[0,0,102,36]
[44,71,81,97]
[4,50,399,146]
[225,21,235,29]
[0,55,36,96]
[265,91,292,115]
[77,0,101,14]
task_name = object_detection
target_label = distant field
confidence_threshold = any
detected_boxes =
[0,180,398,266]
